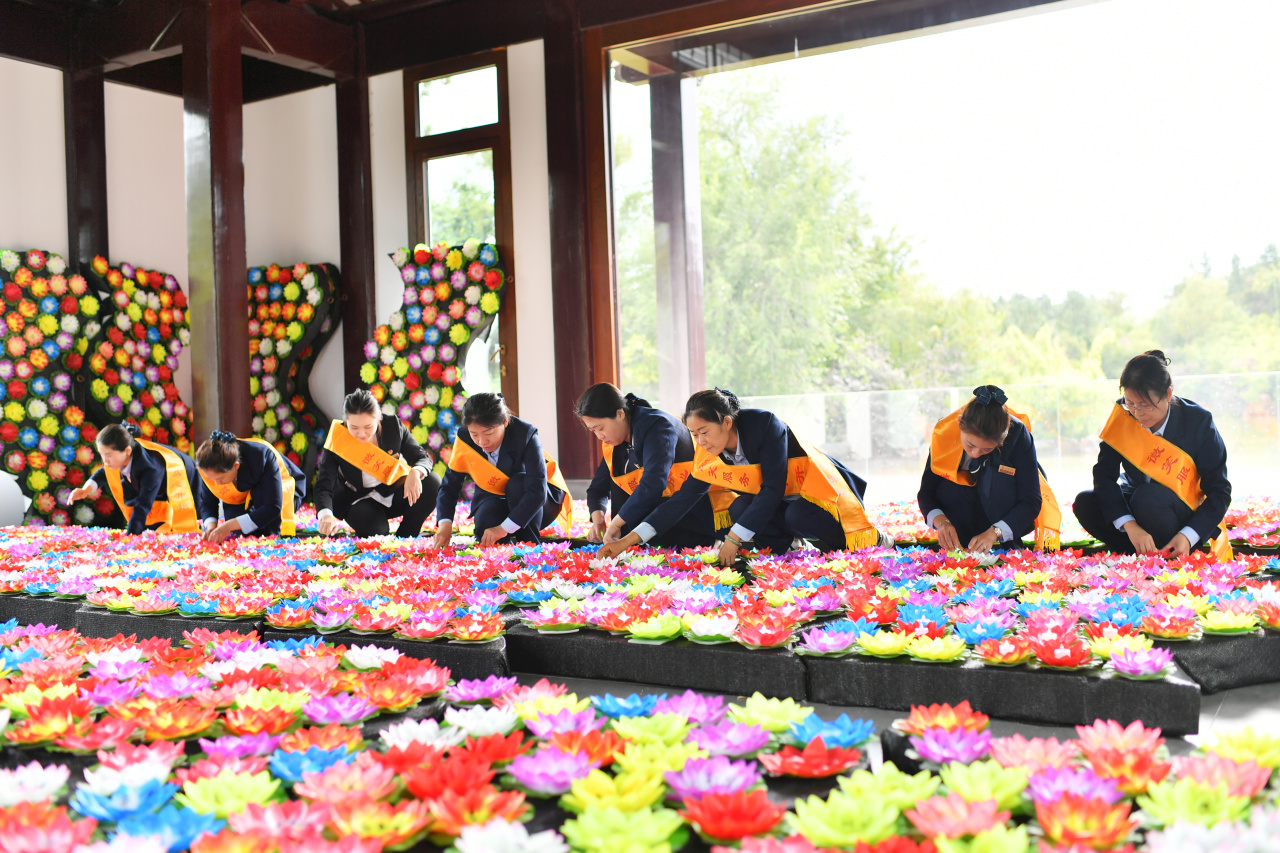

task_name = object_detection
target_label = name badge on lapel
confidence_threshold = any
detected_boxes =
[998,465,1016,476]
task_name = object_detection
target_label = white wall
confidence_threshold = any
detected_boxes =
[369,71,410,329]
[0,49,559,450]
[103,83,192,406]
[0,57,68,258]
[508,40,559,456]
[243,85,344,420]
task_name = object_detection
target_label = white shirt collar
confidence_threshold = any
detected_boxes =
[1150,407,1171,437]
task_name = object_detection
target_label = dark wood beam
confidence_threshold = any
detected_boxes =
[102,53,335,103]
[336,21,376,394]
[64,10,110,273]
[241,54,334,103]
[363,0,542,76]
[184,0,251,440]
[84,0,185,71]
[239,0,351,76]
[0,0,68,68]
[79,0,349,76]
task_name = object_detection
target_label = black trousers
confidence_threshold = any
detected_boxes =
[334,472,441,537]
[225,490,305,536]
[728,493,846,553]
[606,482,718,550]
[472,494,562,544]
[929,479,1033,547]
[1074,480,1193,553]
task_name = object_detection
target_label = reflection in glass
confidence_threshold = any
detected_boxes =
[423,149,500,394]
[418,66,499,137]
[425,150,496,247]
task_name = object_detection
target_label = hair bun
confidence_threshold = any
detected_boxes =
[120,421,141,437]
[714,387,740,404]
[972,385,1008,407]
[1144,350,1171,366]
[209,430,237,443]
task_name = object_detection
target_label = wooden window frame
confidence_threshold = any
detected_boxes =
[403,48,519,413]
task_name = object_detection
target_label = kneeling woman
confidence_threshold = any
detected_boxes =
[918,385,1059,552]
[68,422,205,534]
[578,383,716,550]
[195,431,307,542]
[598,388,890,564]
[433,393,571,547]
[314,389,441,537]
[1073,350,1231,558]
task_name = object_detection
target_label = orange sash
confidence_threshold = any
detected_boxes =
[199,437,297,535]
[447,437,574,535]
[323,420,411,485]
[601,443,693,498]
[930,403,1062,550]
[103,440,199,533]
[689,433,879,551]
[1099,403,1232,559]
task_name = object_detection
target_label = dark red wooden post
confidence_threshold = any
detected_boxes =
[336,21,378,395]
[544,0,598,478]
[183,0,251,439]
[64,11,109,271]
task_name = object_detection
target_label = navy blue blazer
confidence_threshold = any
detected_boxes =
[641,408,866,538]
[917,417,1043,539]
[1092,397,1231,544]
[196,440,306,535]
[586,405,699,524]
[437,416,564,531]
[91,441,205,535]
[314,413,430,513]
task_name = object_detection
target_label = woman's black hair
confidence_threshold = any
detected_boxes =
[683,388,740,425]
[575,383,651,423]
[97,422,140,453]
[1119,350,1174,404]
[462,392,509,428]
[195,430,240,473]
[344,388,383,436]
[958,385,1012,444]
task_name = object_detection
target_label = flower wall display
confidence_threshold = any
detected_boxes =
[247,263,339,479]
[358,240,506,474]
[0,249,115,528]
[0,619,1275,853]
[81,255,193,454]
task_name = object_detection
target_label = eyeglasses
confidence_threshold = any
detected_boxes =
[1122,397,1165,415]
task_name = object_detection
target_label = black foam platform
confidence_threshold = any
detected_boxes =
[0,594,83,629]
[74,606,262,643]
[504,625,808,700]
[1156,629,1280,694]
[258,629,510,681]
[806,656,1201,735]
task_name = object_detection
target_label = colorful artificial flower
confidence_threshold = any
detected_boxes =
[904,792,1010,838]
[680,789,787,843]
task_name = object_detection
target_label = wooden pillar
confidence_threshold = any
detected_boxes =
[544,0,591,478]
[183,0,251,439]
[63,12,109,272]
[650,70,706,408]
[336,21,377,395]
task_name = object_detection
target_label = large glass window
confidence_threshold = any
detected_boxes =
[608,0,1280,501]
[406,52,515,405]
